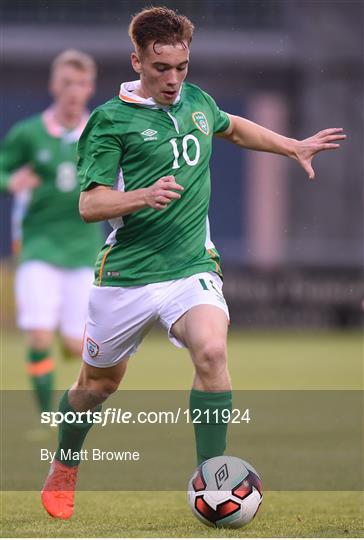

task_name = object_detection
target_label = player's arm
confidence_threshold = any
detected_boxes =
[218,114,346,180]
[78,109,183,222]
[79,176,184,223]
[0,123,40,193]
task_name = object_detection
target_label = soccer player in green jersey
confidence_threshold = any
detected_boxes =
[0,50,102,417]
[41,8,346,519]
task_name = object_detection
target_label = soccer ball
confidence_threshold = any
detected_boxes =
[187,456,263,528]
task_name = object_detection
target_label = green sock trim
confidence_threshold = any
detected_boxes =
[190,388,232,402]
[56,390,101,467]
[190,389,232,466]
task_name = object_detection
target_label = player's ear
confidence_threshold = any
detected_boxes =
[131,52,142,74]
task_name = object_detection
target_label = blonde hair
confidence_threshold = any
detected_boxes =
[51,49,97,79]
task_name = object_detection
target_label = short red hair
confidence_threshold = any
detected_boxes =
[129,6,194,55]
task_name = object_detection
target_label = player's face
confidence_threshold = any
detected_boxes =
[49,65,95,115]
[132,42,189,106]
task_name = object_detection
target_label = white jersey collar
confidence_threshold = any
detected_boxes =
[119,80,181,109]
[42,107,89,141]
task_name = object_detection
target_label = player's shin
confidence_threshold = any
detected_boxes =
[189,388,232,465]
[27,349,55,413]
[55,389,101,467]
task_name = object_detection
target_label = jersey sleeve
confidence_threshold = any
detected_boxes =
[200,90,231,134]
[0,122,31,191]
[78,108,123,192]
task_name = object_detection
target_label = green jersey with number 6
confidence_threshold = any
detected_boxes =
[78,80,230,286]
[0,109,102,268]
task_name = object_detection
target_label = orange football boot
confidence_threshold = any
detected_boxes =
[41,459,79,519]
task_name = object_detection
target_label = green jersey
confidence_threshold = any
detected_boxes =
[0,109,102,268]
[78,81,230,286]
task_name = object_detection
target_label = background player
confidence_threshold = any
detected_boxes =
[41,8,346,519]
[0,50,103,417]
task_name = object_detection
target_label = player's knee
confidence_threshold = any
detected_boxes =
[200,339,227,364]
[194,339,227,376]
[27,330,53,351]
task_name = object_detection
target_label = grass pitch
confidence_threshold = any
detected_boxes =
[1,329,363,537]
[2,491,363,538]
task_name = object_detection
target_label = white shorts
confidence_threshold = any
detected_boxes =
[83,271,230,368]
[15,261,94,340]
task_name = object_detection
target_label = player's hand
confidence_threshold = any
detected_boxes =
[144,175,184,210]
[294,128,346,180]
[8,165,41,194]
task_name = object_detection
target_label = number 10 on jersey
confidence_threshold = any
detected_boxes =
[170,135,201,168]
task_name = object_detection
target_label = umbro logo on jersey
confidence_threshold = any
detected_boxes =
[141,129,158,141]
[141,129,157,137]
[192,112,210,135]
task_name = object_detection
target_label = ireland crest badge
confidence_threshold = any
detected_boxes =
[86,337,99,358]
[192,112,209,135]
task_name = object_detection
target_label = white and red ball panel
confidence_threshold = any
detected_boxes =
[187,456,263,528]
